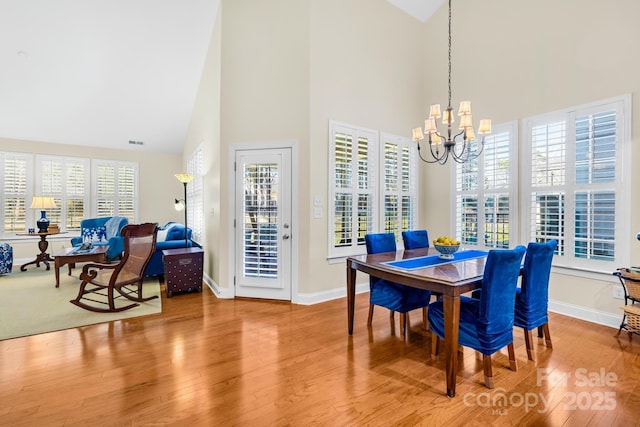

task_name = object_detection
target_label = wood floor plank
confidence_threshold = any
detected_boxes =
[1,283,640,426]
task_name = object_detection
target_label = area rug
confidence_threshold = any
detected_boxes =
[0,266,162,340]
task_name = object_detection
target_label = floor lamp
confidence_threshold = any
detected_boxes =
[174,173,194,248]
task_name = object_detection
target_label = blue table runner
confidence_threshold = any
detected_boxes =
[384,249,488,271]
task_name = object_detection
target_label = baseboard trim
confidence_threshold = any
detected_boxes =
[204,273,234,298]
[295,283,622,330]
[295,281,370,305]
[548,299,620,330]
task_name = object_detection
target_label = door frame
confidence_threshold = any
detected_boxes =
[227,141,299,302]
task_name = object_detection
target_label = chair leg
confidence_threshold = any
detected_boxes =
[399,312,407,338]
[615,313,626,338]
[482,354,494,389]
[422,307,428,330]
[537,325,543,338]
[524,329,535,361]
[431,332,439,359]
[508,343,517,371]
[367,304,374,326]
[541,323,553,348]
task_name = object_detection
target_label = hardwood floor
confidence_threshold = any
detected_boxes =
[1,281,639,426]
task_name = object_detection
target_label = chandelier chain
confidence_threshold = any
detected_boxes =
[447,0,452,109]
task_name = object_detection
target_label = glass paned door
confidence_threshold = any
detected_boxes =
[235,148,291,300]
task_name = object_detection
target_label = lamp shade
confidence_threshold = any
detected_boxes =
[30,196,57,209]
[174,173,195,184]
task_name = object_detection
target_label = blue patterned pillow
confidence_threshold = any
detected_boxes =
[95,226,107,241]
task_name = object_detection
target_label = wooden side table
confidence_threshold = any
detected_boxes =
[162,247,204,297]
[16,231,67,271]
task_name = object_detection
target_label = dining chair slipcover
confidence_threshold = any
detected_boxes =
[428,245,526,387]
[514,240,557,358]
[365,233,432,336]
[402,229,430,250]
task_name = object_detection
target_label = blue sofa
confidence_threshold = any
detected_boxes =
[144,222,200,277]
[70,216,129,260]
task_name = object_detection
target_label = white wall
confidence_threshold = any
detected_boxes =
[183,6,222,285]
[218,0,310,291]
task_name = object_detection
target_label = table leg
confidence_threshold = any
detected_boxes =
[54,258,62,288]
[20,235,53,271]
[443,294,461,398]
[347,260,356,335]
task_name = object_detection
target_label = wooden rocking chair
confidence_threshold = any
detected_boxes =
[70,223,159,312]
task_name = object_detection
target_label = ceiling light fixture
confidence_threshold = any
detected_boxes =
[412,0,491,165]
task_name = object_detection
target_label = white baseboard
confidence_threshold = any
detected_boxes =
[204,273,234,298]
[548,299,620,330]
[295,282,622,331]
[295,281,370,305]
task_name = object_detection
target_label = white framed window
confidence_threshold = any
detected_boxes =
[380,133,418,243]
[0,152,33,235]
[92,160,138,223]
[0,152,139,236]
[453,121,518,249]
[328,121,378,258]
[187,145,205,244]
[35,155,90,232]
[522,95,631,272]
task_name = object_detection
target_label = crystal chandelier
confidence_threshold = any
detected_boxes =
[412,0,491,165]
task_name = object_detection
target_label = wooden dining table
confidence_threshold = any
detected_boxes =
[346,247,488,398]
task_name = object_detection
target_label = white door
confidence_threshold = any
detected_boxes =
[234,148,292,300]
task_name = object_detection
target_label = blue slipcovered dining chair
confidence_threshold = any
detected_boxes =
[514,240,557,360]
[428,245,526,389]
[402,229,430,250]
[365,233,432,338]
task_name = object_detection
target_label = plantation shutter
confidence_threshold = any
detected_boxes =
[455,125,516,249]
[573,109,618,261]
[329,121,377,257]
[529,121,566,254]
[381,134,416,239]
[1,153,31,233]
[37,155,89,231]
[482,132,511,248]
[93,160,138,222]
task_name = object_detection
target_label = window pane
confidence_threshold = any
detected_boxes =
[334,193,352,247]
[532,192,565,255]
[3,155,28,232]
[532,122,565,187]
[456,150,478,191]
[357,194,372,246]
[456,195,478,245]
[575,110,616,185]
[574,191,615,261]
[484,194,510,248]
[384,194,398,233]
[334,132,352,189]
[357,137,370,190]
[484,133,511,190]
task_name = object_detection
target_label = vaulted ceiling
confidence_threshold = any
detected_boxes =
[0,0,439,154]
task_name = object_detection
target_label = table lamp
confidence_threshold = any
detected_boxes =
[30,196,57,233]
